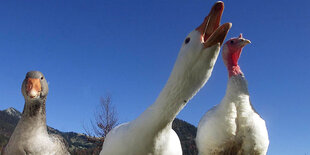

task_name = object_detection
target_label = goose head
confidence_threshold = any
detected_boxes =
[22,71,49,102]
[171,1,231,97]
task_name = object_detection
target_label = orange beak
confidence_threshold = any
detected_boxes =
[196,1,232,48]
[26,78,41,98]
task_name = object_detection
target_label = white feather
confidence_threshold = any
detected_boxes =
[196,75,269,155]
[100,31,222,155]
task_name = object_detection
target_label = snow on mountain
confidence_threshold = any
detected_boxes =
[3,107,21,119]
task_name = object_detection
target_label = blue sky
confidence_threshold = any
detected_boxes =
[0,0,309,154]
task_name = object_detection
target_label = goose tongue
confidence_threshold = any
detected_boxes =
[196,1,231,48]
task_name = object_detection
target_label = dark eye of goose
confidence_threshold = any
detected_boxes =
[185,37,190,44]
[41,77,44,80]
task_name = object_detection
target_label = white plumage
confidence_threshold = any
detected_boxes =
[196,34,269,155]
[100,2,231,155]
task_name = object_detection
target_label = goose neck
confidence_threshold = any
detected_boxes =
[21,99,47,127]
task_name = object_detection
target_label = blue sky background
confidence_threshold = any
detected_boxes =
[0,0,309,154]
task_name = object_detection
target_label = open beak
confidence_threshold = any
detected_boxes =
[196,1,232,48]
[26,78,41,98]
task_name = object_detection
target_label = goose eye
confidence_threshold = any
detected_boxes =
[230,40,234,44]
[185,37,190,44]
[41,77,44,80]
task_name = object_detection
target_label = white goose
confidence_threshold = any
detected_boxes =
[100,2,231,155]
[196,34,269,155]
[2,71,69,155]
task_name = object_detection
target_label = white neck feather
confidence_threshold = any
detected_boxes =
[224,75,255,113]
[131,44,220,137]
[131,73,190,136]
[226,75,249,98]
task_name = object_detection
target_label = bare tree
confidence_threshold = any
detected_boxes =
[83,95,118,153]
[91,96,118,138]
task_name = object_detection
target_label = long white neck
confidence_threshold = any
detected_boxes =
[129,42,220,143]
[224,75,255,112]
[131,76,189,134]
[131,56,210,137]
[226,75,248,97]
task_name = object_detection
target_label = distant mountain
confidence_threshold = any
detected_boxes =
[3,108,21,119]
[0,108,198,155]
[0,108,21,150]
[173,118,198,155]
